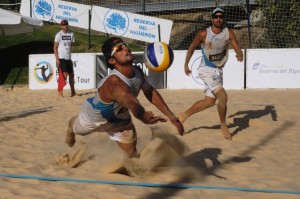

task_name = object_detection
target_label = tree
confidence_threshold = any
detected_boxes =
[256,0,300,48]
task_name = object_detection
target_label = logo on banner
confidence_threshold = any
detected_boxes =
[104,10,129,36]
[33,0,54,21]
[252,62,260,70]
[191,56,205,85]
[34,61,54,84]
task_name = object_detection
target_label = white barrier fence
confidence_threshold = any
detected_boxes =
[28,49,300,90]
[29,53,95,90]
[246,49,300,89]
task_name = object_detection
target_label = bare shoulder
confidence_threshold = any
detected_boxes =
[99,75,130,102]
[105,75,129,91]
[195,29,207,42]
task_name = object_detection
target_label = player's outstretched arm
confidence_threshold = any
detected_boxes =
[142,86,184,136]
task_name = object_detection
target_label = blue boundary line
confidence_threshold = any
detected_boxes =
[0,173,300,195]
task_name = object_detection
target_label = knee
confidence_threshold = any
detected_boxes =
[204,97,216,108]
[69,73,74,79]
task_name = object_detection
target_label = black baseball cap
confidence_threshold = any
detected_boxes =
[101,37,124,69]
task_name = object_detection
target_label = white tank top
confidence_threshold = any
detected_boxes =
[201,27,229,68]
[54,30,74,60]
[77,67,150,130]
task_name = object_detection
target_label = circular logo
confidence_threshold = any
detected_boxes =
[191,56,205,85]
[34,61,54,84]
[103,9,129,36]
[33,0,54,22]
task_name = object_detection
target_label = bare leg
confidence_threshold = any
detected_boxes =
[116,140,137,158]
[179,96,216,123]
[65,116,76,147]
[69,73,76,97]
[58,72,68,98]
[58,90,64,98]
[214,88,232,140]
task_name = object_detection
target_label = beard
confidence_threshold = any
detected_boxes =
[119,54,135,66]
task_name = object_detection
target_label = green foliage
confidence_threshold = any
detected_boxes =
[256,0,300,48]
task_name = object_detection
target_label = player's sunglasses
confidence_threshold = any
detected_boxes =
[111,42,128,57]
[213,15,224,19]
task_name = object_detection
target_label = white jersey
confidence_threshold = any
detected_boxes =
[73,67,150,134]
[54,30,74,60]
[201,27,229,68]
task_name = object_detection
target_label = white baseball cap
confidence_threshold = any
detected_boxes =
[212,7,225,16]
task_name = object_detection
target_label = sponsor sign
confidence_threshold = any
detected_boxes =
[29,53,95,90]
[20,0,91,28]
[91,6,173,44]
[247,49,300,89]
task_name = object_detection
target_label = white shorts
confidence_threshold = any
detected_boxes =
[198,66,223,98]
[73,116,137,144]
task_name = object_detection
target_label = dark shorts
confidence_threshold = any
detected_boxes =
[59,59,74,73]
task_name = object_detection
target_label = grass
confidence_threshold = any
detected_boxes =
[0,23,143,85]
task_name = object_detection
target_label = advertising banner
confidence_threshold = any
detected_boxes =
[247,49,300,89]
[20,0,91,28]
[91,6,173,44]
[29,53,95,90]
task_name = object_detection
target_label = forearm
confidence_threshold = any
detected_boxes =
[184,48,194,67]
[53,43,60,62]
[131,104,146,121]
[150,89,176,118]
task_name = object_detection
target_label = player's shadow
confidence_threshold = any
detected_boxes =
[141,147,252,199]
[76,91,95,96]
[183,148,252,179]
[0,107,52,122]
[228,105,277,136]
[185,105,277,137]
[141,120,293,199]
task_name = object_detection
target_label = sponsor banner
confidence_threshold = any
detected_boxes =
[29,53,95,90]
[95,52,165,89]
[20,0,91,29]
[247,49,300,89]
[91,6,173,44]
[167,50,245,90]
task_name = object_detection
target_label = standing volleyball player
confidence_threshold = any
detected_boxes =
[54,19,76,97]
[65,37,184,158]
[179,7,243,140]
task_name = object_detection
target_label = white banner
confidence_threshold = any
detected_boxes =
[167,50,245,90]
[247,49,300,89]
[91,6,173,44]
[29,53,95,90]
[20,0,91,29]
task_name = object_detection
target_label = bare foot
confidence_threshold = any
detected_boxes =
[58,91,64,98]
[70,93,77,97]
[178,112,187,124]
[65,117,76,147]
[221,123,232,140]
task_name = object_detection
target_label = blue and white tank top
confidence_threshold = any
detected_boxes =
[81,67,149,127]
[201,27,229,68]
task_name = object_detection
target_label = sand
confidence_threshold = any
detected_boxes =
[0,86,299,199]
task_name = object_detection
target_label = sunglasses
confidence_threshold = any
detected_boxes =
[61,24,68,26]
[213,15,224,19]
[111,42,128,57]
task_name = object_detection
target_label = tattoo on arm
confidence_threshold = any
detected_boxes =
[135,106,145,120]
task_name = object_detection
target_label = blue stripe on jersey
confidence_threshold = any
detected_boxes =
[201,48,217,68]
[86,98,128,123]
